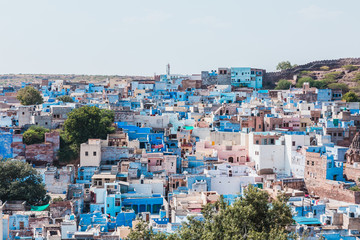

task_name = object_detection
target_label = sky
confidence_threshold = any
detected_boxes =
[0,0,359,76]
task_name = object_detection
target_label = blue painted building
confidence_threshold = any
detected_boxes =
[0,132,13,159]
[230,67,263,89]
[317,89,332,102]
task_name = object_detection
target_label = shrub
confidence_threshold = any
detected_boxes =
[322,71,344,85]
[23,126,50,145]
[296,76,314,88]
[342,91,359,102]
[312,80,328,89]
[349,185,360,192]
[57,95,74,103]
[353,73,360,82]
[275,79,292,90]
[320,66,330,71]
[328,83,349,93]
[343,64,359,72]
[300,70,313,76]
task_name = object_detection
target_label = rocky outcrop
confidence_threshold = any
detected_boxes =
[345,132,360,165]
[264,58,360,88]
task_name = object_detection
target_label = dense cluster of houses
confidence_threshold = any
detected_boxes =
[1,67,360,239]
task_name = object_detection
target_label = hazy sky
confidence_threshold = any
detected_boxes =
[0,0,359,76]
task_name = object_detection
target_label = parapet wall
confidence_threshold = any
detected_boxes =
[305,178,360,204]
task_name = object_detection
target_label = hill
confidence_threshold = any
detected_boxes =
[0,74,151,87]
[264,58,360,93]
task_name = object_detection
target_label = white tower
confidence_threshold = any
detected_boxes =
[166,63,170,80]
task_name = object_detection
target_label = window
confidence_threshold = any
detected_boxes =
[115,198,121,206]
[307,161,309,165]
[19,221,24,230]
[270,139,274,144]
[311,161,314,166]
[338,132,342,137]
[85,151,88,156]
[292,141,296,146]
[93,151,97,156]
[264,139,267,145]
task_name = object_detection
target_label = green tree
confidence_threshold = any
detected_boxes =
[57,95,74,103]
[296,77,314,88]
[276,61,294,71]
[128,185,294,240]
[63,106,115,152]
[23,126,49,145]
[342,91,359,102]
[17,86,44,105]
[0,160,49,205]
[127,221,176,240]
[57,131,77,163]
[322,72,343,85]
[327,83,349,93]
[275,79,292,90]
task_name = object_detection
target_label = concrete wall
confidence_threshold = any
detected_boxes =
[80,140,102,167]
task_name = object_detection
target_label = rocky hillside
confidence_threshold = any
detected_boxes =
[264,58,360,92]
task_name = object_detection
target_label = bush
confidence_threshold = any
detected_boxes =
[320,66,330,71]
[300,70,313,76]
[352,73,360,82]
[296,76,314,88]
[349,185,360,192]
[52,197,64,203]
[23,126,49,145]
[328,83,349,93]
[343,64,359,72]
[57,95,74,103]
[312,80,328,89]
[323,71,343,81]
[342,91,359,102]
[275,79,292,90]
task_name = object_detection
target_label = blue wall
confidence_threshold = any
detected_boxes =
[0,132,13,159]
